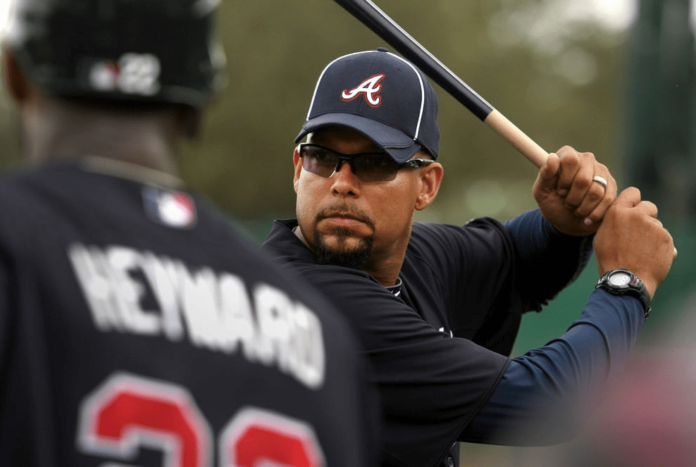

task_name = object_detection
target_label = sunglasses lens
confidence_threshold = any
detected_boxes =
[301,146,338,178]
[353,154,399,182]
[300,144,399,182]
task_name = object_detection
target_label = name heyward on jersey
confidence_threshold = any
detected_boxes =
[68,243,325,389]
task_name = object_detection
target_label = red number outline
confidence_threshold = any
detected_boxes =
[76,373,326,467]
[76,373,213,467]
[220,407,325,467]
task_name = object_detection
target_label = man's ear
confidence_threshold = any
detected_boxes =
[415,161,444,211]
[3,48,31,103]
[293,147,303,194]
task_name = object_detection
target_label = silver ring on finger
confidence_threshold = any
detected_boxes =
[592,175,608,189]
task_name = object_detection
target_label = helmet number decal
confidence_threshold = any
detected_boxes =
[89,53,162,96]
[118,53,162,96]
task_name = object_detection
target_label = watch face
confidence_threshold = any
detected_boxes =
[608,271,632,287]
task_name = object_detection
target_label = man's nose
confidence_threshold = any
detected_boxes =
[331,158,360,195]
[333,158,355,176]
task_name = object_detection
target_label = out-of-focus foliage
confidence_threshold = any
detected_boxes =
[0,0,631,237]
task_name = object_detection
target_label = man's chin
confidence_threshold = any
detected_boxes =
[319,234,364,253]
[313,230,373,270]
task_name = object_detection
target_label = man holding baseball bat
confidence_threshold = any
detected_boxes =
[261,49,676,467]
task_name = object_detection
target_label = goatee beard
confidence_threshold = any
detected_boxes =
[314,228,373,270]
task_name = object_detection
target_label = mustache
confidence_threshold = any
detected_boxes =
[317,203,375,229]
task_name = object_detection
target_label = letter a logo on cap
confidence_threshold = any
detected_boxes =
[341,74,385,107]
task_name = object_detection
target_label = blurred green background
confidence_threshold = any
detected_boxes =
[1,0,695,463]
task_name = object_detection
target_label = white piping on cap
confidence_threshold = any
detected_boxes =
[384,51,425,142]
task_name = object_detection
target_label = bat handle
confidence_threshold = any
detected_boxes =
[484,110,549,168]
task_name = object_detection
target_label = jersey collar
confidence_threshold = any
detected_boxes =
[79,155,185,189]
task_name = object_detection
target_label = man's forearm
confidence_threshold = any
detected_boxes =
[461,288,644,445]
[506,209,594,311]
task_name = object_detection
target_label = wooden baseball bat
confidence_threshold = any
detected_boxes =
[333,0,549,168]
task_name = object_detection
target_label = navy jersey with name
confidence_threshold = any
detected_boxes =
[0,163,378,467]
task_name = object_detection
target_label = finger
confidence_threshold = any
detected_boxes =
[581,173,618,224]
[555,147,580,196]
[613,187,642,208]
[635,200,658,219]
[573,181,605,219]
[535,152,561,192]
[563,154,597,210]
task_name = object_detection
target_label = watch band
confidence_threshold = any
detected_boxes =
[595,269,652,319]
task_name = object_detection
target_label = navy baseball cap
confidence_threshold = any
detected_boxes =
[295,48,440,162]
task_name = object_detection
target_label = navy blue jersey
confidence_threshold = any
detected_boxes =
[262,215,593,467]
[0,162,379,467]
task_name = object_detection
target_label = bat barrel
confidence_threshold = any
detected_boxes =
[337,0,493,120]
[334,0,548,167]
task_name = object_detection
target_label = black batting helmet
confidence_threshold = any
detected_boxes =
[3,0,226,108]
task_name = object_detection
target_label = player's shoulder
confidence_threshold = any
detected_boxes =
[0,162,83,183]
[0,165,68,219]
[0,164,50,192]
[412,217,507,236]
[410,217,512,247]
[0,163,101,203]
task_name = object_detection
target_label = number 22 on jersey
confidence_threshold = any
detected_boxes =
[76,372,325,467]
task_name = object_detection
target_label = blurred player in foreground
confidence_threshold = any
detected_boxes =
[0,2,377,466]
[563,345,696,467]
[261,49,676,467]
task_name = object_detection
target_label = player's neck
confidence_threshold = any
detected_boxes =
[363,250,406,287]
[22,99,181,176]
[363,224,412,287]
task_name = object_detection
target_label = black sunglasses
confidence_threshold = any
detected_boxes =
[298,143,434,183]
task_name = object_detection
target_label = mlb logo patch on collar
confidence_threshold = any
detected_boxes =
[142,186,197,229]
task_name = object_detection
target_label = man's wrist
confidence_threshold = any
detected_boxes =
[595,269,652,319]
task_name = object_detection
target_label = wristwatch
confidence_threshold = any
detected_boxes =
[595,269,652,319]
